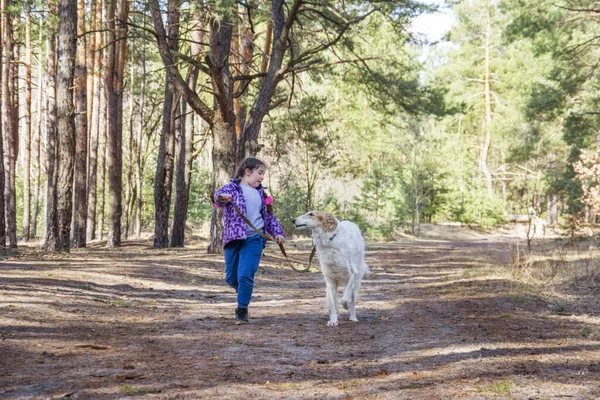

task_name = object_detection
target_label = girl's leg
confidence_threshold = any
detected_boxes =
[236,235,264,308]
[224,240,242,291]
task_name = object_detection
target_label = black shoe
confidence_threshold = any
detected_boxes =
[235,307,249,325]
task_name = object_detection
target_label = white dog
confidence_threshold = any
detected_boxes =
[292,211,369,326]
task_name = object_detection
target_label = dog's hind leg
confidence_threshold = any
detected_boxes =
[342,273,361,322]
[348,301,358,322]
[341,275,355,310]
[325,281,339,326]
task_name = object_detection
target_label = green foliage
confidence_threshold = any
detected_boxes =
[187,163,214,222]
[271,178,307,238]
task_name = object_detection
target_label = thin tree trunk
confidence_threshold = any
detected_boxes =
[234,6,254,157]
[123,61,135,239]
[170,9,203,247]
[72,0,87,247]
[153,0,181,248]
[260,21,273,82]
[44,9,58,250]
[87,0,103,241]
[31,16,44,239]
[87,0,96,137]
[480,3,494,198]
[153,75,176,248]
[23,5,33,242]
[2,5,17,248]
[135,14,146,239]
[97,100,107,241]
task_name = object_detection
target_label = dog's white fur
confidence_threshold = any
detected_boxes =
[293,211,369,326]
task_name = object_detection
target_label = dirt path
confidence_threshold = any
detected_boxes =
[1,235,600,399]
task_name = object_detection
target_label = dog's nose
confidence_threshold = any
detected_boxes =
[292,218,296,224]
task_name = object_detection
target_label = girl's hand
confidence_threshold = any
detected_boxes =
[274,235,285,244]
[217,194,232,203]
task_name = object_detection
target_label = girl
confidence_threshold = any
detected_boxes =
[214,157,285,324]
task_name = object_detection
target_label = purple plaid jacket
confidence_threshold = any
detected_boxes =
[214,179,285,248]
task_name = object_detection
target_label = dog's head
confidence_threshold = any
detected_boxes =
[292,211,338,233]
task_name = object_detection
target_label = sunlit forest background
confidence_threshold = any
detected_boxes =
[0,0,597,251]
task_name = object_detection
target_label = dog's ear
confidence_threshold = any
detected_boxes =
[323,213,338,232]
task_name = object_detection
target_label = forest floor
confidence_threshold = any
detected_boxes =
[2,224,600,399]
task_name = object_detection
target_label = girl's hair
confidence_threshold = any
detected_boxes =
[234,157,267,180]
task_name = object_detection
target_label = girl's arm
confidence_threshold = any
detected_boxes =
[264,212,285,239]
[214,183,236,207]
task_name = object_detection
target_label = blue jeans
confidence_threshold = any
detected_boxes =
[224,235,264,308]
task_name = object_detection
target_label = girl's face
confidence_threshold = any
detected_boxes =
[241,165,266,188]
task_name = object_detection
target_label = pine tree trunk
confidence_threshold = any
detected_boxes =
[123,62,135,239]
[2,6,17,248]
[0,0,5,248]
[234,6,254,156]
[480,3,494,198]
[135,16,146,239]
[87,0,96,136]
[55,0,77,252]
[72,0,87,247]
[97,106,107,241]
[153,75,176,248]
[153,0,181,248]
[170,10,202,247]
[105,0,128,247]
[170,98,187,247]
[44,11,58,250]
[31,16,44,240]
[22,6,33,242]
[87,0,103,242]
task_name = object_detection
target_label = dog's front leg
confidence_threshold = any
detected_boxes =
[325,281,339,326]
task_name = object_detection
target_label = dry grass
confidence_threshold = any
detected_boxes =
[502,236,600,311]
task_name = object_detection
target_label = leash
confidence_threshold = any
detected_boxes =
[219,196,316,273]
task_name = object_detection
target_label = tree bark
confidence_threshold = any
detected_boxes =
[31,16,44,239]
[44,4,58,250]
[2,5,17,248]
[97,97,107,241]
[87,0,103,242]
[123,61,135,239]
[105,0,128,247]
[234,5,255,157]
[55,0,77,252]
[170,9,203,247]
[23,5,33,242]
[153,0,181,248]
[135,12,146,239]
[72,0,87,247]
[0,0,6,248]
